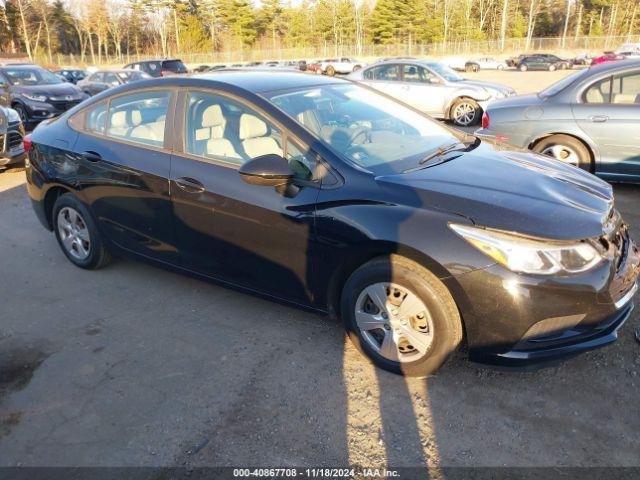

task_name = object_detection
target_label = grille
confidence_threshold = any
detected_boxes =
[7,131,22,150]
[600,209,628,272]
[50,100,82,111]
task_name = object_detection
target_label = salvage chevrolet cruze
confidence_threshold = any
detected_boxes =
[25,72,639,376]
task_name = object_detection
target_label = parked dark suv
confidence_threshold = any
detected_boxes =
[0,64,89,127]
[123,59,188,77]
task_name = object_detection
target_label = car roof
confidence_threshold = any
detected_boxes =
[190,70,344,93]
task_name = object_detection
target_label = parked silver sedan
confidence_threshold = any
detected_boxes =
[477,59,640,183]
[348,59,515,126]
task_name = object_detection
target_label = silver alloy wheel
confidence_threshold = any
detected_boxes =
[541,144,580,167]
[57,207,91,260]
[355,282,434,363]
[453,102,477,126]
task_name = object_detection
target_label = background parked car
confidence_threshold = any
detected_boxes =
[517,55,567,71]
[477,59,640,182]
[0,105,25,170]
[77,69,151,96]
[53,68,88,85]
[319,58,363,75]
[349,59,515,126]
[465,57,507,72]
[123,59,188,77]
[192,65,211,73]
[0,64,88,126]
[591,52,627,66]
[573,53,594,65]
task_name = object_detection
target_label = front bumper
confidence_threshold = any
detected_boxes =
[447,224,640,369]
[0,125,25,166]
[21,96,86,124]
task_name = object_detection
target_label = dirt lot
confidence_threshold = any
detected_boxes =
[0,70,639,472]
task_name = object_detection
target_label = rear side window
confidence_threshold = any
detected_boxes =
[583,76,612,103]
[85,102,107,134]
[367,64,399,81]
[105,90,170,148]
[145,62,161,74]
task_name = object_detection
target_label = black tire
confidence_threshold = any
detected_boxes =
[326,65,336,76]
[341,255,463,377]
[532,134,592,172]
[519,64,528,72]
[12,104,28,124]
[450,97,482,127]
[52,193,112,269]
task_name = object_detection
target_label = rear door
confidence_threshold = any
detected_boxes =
[71,88,178,261]
[573,69,640,177]
[169,89,321,305]
[361,64,404,103]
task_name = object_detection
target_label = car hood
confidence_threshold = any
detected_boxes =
[377,143,613,241]
[13,83,81,97]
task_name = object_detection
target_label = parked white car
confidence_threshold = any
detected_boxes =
[319,58,364,76]
[466,57,508,71]
[348,59,515,126]
[441,56,468,71]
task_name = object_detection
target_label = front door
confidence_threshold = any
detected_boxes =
[170,90,321,306]
[71,89,178,261]
[400,64,447,115]
[573,69,640,178]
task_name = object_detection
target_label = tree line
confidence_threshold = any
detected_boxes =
[0,0,637,65]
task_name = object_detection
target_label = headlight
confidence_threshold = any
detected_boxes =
[450,224,603,274]
[22,93,47,102]
[6,108,20,123]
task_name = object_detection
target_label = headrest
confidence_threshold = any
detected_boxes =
[202,105,225,128]
[110,110,141,128]
[240,114,268,140]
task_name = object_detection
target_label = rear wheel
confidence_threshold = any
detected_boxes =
[341,255,463,377]
[326,65,336,76]
[549,64,557,71]
[519,64,528,72]
[352,65,362,72]
[53,193,112,269]
[450,98,481,127]
[533,134,592,172]
[497,64,505,70]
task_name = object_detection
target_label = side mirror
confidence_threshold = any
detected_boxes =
[239,154,293,187]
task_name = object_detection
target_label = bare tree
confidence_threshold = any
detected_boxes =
[499,0,508,51]
[16,0,33,59]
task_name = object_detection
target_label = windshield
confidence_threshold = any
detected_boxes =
[425,63,463,82]
[267,83,461,175]
[2,67,63,86]
[538,69,588,99]
[162,60,187,73]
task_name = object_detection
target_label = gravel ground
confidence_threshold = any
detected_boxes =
[0,70,638,471]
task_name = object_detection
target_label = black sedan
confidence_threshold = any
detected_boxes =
[518,55,570,71]
[77,69,151,96]
[53,68,88,85]
[24,72,639,376]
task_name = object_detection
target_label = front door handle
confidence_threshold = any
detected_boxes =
[589,115,609,123]
[83,151,102,162]
[175,176,205,194]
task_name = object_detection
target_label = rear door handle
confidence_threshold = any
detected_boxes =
[589,115,609,123]
[175,176,205,194]
[83,151,102,162]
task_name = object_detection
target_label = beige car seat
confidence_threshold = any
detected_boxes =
[239,113,282,158]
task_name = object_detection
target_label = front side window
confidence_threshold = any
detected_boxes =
[268,83,461,175]
[583,76,612,103]
[105,90,170,147]
[611,71,640,104]
[103,73,120,86]
[184,91,318,179]
[89,73,104,83]
[402,65,435,83]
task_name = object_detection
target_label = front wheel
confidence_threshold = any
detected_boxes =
[450,98,481,127]
[13,104,28,124]
[341,255,463,377]
[519,64,528,72]
[326,65,336,76]
[352,65,362,72]
[532,134,592,172]
[549,64,557,71]
[53,193,112,269]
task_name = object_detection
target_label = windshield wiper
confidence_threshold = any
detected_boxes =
[419,135,477,165]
